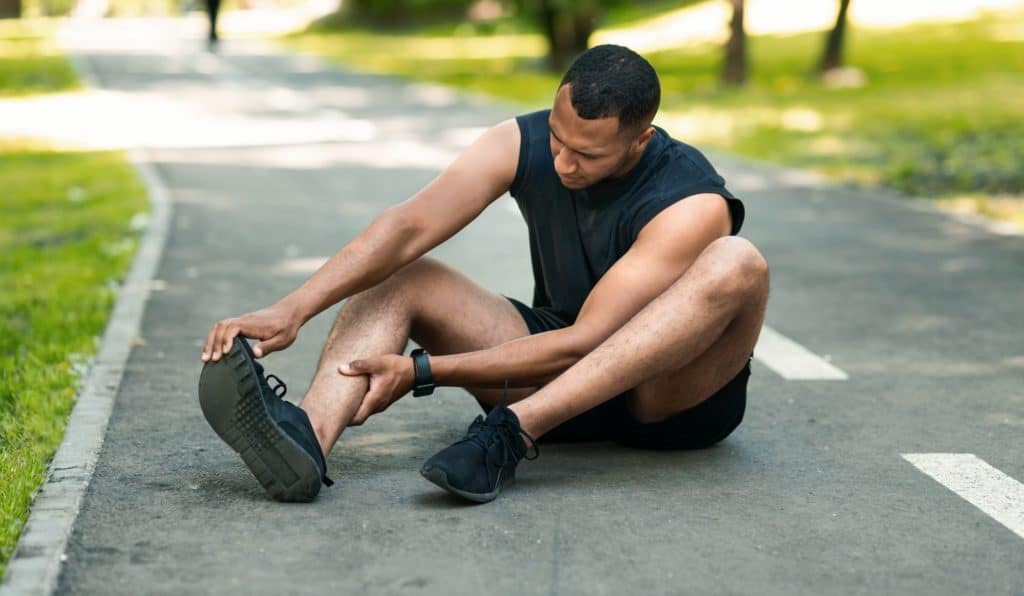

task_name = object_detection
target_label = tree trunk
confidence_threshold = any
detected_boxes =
[721,0,747,86]
[819,0,851,73]
[0,0,21,18]
[538,0,597,71]
[539,0,562,68]
[571,11,594,55]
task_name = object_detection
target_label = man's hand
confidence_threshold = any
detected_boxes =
[202,304,302,362]
[339,354,415,426]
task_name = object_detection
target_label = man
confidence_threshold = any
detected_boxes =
[204,0,221,49]
[198,45,769,504]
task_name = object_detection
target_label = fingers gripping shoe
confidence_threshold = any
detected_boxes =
[199,337,333,502]
[420,384,538,503]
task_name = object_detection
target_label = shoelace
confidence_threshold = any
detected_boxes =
[253,359,287,399]
[460,381,540,463]
[264,374,287,398]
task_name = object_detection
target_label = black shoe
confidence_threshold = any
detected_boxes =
[420,387,538,503]
[199,336,333,502]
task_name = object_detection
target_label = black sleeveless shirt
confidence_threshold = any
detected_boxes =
[508,109,745,324]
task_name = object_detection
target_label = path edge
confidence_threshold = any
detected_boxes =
[0,46,173,596]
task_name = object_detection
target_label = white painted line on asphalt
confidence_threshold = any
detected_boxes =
[902,453,1024,541]
[0,50,173,596]
[754,325,848,380]
[272,256,329,275]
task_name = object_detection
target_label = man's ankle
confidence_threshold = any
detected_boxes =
[300,403,333,459]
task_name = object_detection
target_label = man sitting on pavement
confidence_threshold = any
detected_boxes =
[198,44,769,503]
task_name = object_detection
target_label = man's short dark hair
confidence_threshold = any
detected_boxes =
[559,44,661,132]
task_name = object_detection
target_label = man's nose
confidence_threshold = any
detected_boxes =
[553,149,577,176]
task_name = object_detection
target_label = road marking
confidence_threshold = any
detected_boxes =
[272,256,329,276]
[903,453,1024,541]
[754,325,848,380]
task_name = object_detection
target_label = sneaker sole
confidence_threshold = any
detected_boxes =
[198,338,322,502]
[419,466,512,504]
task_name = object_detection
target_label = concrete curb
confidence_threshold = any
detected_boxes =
[0,49,174,595]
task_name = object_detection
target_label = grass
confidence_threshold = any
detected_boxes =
[283,6,1024,225]
[602,0,706,27]
[0,20,79,96]
[0,22,148,578]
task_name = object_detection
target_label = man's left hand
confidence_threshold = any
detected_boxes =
[339,354,416,426]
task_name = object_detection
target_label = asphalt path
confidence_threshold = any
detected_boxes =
[47,19,1024,595]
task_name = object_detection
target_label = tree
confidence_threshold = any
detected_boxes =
[721,0,747,86]
[818,0,851,73]
[531,0,602,71]
[0,0,20,18]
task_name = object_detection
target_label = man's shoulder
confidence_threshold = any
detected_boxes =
[514,109,552,140]
[516,108,551,123]
[650,125,726,184]
[508,110,554,199]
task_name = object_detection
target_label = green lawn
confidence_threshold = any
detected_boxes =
[0,20,79,96]
[0,21,147,578]
[283,7,1024,226]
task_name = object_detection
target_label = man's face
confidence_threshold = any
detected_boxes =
[548,84,652,190]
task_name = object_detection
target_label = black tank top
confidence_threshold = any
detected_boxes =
[509,109,745,323]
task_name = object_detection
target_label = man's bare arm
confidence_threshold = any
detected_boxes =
[202,119,521,360]
[428,193,733,387]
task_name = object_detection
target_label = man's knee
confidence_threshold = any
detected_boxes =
[704,236,768,276]
[351,256,447,304]
[692,236,769,299]
[385,255,450,287]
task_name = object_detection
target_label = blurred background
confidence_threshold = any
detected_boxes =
[1,0,1023,582]
[3,0,1023,220]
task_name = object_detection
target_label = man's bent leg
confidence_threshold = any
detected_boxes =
[510,236,769,439]
[299,257,537,456]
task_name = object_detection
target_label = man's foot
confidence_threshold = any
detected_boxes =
[198,336,333,502]
[420,404,538,503]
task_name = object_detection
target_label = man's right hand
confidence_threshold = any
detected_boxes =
[202,304,302,362]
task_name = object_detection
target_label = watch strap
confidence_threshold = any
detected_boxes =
[410,348,435,397]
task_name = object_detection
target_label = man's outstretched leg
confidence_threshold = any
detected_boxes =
[201,256,540,501]
[299,257,541,456]
[421,237,769,502]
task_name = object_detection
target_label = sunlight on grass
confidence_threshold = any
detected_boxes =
[649,15,1024,203]
[286,8,1024,220]
[596,0,1024,52]
[284,29,555,104]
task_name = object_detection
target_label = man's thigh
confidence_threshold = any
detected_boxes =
[399,257,539,405]
[627,273,766,424]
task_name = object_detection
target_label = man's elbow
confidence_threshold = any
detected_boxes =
[562,324,607,361]
[376,204,428,264]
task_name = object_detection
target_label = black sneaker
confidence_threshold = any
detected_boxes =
[199,336,333,502]
[420,387,538,503]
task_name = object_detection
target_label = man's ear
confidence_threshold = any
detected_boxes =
[635,125,655,150]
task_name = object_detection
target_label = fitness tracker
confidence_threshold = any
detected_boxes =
[410,348,435,397]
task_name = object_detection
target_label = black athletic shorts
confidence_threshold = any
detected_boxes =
[493,295,750,450]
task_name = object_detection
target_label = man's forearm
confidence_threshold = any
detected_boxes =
[278,206,421,323]
[430,327,590,389]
